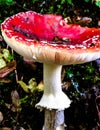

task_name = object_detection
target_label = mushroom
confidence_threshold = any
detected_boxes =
[1,11,100,130]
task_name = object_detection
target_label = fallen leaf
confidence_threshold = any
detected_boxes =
[0,60,16,78]
[0,111,3,122]
[0,128,11,130]
[11,90,20,112]
[0,78,11,83]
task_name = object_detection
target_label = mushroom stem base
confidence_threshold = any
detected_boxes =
[43,109,65,130]
[44,109,56,130]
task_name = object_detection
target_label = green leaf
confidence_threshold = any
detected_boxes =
[6,0,14,5]
[61,0,66,4]
[84,0,90,2]
[95,1,100,8]
[20,95,29,104]
[18,81,29,93]
[66,0,73,5]
[86,65,94,74]
[0,0,14,5]
[0,58,6,69]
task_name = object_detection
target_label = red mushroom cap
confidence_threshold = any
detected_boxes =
[1,11,100,65]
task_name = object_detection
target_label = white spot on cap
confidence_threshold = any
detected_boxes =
[69,45,75,49]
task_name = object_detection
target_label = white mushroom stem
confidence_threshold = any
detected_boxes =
[36,63,71,130]
[36,63,71,110]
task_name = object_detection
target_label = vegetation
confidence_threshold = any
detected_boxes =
[0,0,100,130]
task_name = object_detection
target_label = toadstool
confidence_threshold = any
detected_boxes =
[1,11,100,130]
